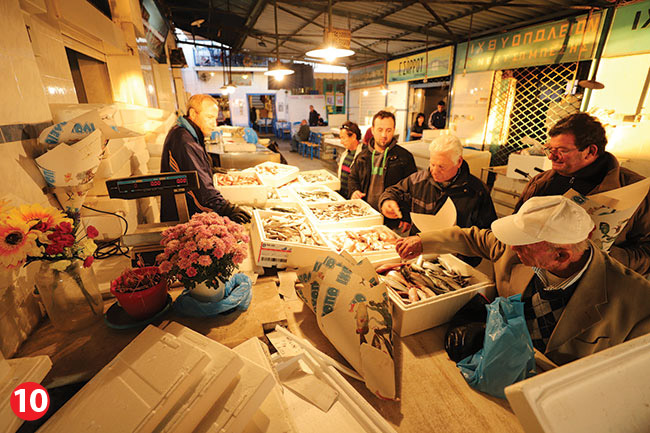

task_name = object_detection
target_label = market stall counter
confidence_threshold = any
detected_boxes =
[14,256,523,433]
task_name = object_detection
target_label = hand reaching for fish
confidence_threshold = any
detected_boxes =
[351,190,366,200]
[381,200,402,219]
[396,236,423,260]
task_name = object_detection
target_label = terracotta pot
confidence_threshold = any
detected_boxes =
[110,267,168,320]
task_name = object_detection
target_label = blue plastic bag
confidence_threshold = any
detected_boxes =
[243,127,259,144]
[457,294,536,398]
[174,273,253,317]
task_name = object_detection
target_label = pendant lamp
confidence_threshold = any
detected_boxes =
[265,0,294,79]
[306,0,354,62]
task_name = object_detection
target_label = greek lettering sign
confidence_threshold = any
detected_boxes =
[387,46,453,82]
[455,12,602,72]
[349,62,386,89]
[604,0,650,57]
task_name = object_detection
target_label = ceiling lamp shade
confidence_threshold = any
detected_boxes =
[306,0,354,62]
[266,0,295,80]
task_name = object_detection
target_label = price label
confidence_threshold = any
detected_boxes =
[10,382,50,421]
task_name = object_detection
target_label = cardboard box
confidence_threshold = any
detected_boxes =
[387,254,495,337]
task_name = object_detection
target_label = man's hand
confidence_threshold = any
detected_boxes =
[351,190,366,200]
[395,236,423,260]
[221,203,252,224]
[381,200,402,219]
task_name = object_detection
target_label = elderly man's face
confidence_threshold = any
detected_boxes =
[371,117,395,150]
[429,151,461,182]
[510,242,560,268]
[190,101,219,136]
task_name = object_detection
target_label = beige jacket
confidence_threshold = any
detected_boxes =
[419,226,650,365]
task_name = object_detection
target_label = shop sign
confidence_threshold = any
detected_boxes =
[604,0,650,57]
[349,62,386,89]
[325,28,351,49]
[387,46,453,82]
[455,12,602,73]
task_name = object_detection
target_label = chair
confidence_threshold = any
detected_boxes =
[306,132,322,160]
[299,132,311,156]
[281,122,291,140]
[406,127,411,142]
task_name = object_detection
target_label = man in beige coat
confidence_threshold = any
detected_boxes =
[397,196,650,365]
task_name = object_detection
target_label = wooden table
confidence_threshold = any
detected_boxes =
[15,276,523,432]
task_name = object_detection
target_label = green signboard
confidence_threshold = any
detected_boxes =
[387,46,453,82]
[604,0,650,57]
[349,62,386,89]
[455,12,602,73]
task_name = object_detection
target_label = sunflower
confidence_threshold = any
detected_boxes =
[8,204,71,234]
[0,221,40,268]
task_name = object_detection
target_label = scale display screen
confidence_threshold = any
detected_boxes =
[106,171,199,199]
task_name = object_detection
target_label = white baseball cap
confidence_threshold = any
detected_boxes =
[491,196,594,246]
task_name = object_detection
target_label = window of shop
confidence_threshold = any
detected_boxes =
[319,79,346,115]
[407,77,450,132]
[65,48,113,104]
[486,61,590,166]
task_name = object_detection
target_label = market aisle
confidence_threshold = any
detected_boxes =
[275,138,338,173]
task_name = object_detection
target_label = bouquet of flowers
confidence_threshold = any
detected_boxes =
[111,266,163,294]
[157,212,249,290]
[0,203,98,270]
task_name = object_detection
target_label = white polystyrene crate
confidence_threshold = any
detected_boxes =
[386,254,495,337]
[39,325,240,433]
[251,210,332,269]
[506,154,552,180]
[277,178,302,199]
[253,161,299,188]
[319,224,400,264]
[162,323,273,433]
[96,143,134,179]
[262,201,306,215]
[305,199,383,231]
[291,185,345,206]
[215,171,271,206]
[505,333,650,433]
[298,169,341,191]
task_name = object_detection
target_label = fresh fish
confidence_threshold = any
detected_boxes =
[310,202,373,221]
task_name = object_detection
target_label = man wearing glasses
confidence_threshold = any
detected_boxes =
[515,112,650,275]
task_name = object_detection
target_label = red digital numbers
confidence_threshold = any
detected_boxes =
[150,180,161,187]
[177,178,187,184]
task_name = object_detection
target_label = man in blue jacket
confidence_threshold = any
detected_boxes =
[160,94,251,224]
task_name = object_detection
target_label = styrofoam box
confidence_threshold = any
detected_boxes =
[88,160,132,196]
[306,199,383,231]
[505,332,650,433]
[291,184,345,206]
[387,254,495,337]
[506,154,552,180]
[320,224,400,264]
[251,210,332,268]
[262,201,306,215]
[253,161,299,188]
[215,171,271,206]
[39,325,243,433]
[96,143,133,179]
[298,169,341,191]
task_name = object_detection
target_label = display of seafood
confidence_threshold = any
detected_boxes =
[309,202,373,221]
[300,171,336,184]
[255,162,292,176]
[261,214,326,246]
[376,258,471,304]
[215,173,261,186]
[296,189,341,203]
[324,228,397,253]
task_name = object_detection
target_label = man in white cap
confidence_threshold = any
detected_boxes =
[396,195,650,365]
[379,135,496,264]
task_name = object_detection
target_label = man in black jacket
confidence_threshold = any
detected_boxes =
[349,111,417,228]
[380,135,496,264]
[308,105,320,126]
[160,94,251,224]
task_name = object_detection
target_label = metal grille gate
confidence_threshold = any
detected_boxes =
[486,63,583,166]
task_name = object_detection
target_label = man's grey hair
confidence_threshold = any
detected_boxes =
[549,239,590,255]
[429,135,463,163]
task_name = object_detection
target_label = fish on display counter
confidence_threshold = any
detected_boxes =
[309,202,373,221]
[262,214,326,246]
[376,258,471,304]
[215,173,261,186]
[296,190,341,203]
[324,227,398,253]
[300,171,338,184]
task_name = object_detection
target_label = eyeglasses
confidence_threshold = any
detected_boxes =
[541,146,582,157]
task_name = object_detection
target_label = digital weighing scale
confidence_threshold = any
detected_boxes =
[106,171,200,265]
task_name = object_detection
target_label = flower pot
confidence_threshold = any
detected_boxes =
[110,267,168,320]
[190,278,227,303]
[35,260,104,332]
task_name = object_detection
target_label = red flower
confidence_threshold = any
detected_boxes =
[86,226,99,239]
[83,256,94,268]
[45,243,63,255]
[58,222,73,234]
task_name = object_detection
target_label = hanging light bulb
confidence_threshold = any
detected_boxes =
[226,84,237,94]
[265,0,294,79]
[305,0,354,62]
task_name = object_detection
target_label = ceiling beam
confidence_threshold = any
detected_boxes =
[277,1,333,50]
[418,1,457,42]
[233,0,268,51]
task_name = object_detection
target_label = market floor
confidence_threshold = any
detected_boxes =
[274,137,338,174]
